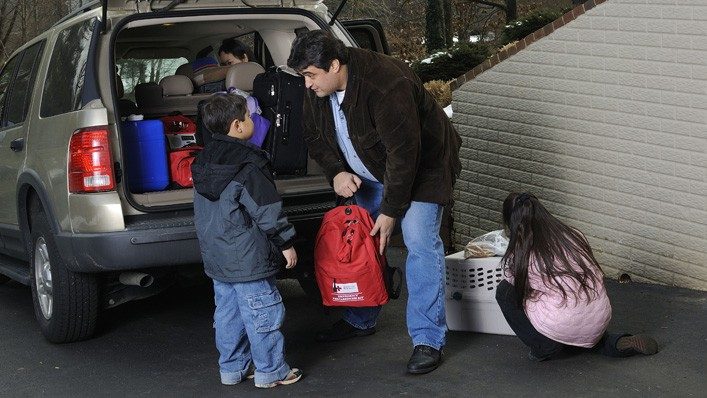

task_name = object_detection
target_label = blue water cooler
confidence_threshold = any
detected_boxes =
[121,115,169,193]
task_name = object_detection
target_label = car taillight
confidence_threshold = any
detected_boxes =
[68,128,116,193]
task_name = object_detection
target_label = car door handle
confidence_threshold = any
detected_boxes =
[10,138,24,152]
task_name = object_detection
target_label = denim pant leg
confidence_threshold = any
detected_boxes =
[342,179,385,329]
[213,280,252,384]
[495,280,563,359]
[402,201,447,350]
[233,277,291,385]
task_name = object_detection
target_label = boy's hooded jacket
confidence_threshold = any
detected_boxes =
[191,134,295,283]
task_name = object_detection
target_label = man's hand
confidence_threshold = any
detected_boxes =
[333,172,362,198]
[370,214,396,255]
[282,247,298,269]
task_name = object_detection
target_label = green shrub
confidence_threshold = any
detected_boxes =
[498,9,566,46]
[412,43,491,83]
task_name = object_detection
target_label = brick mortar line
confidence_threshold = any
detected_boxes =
[462,171,707,223]
[464,133,692,166]
[596,249,707,284]
[460,79,700,106]
[458,92,687,125]
[455,102,705,140]
[466,73,704,99]
[456,202,707,258]
[596,249,707,281]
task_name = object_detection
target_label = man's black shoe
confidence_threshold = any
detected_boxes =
[315,319,375,342]
[406,345,443,374]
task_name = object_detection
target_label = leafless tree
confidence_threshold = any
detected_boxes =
[0,1,21,63]
[0,0,74,65]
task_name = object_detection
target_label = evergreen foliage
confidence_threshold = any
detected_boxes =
[498,8,566,46]
[412,43,491,83]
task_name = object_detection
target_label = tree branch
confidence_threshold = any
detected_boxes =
[461,0,506,12]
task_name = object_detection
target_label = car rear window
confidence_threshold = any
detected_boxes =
[117,56,189,101]
[40,17,97,118]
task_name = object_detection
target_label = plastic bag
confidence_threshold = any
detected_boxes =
[464,230,509,258]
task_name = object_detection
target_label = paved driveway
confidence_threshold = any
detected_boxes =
[0,247,704,397]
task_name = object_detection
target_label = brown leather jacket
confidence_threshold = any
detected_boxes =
[302,48,462,218]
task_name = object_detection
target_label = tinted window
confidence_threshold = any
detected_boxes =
[4,41,44,127]
[0,55,21,127]
[116,56,188,101]
[41,18,96,118]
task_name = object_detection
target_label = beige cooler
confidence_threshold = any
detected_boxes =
[444,251,515,335]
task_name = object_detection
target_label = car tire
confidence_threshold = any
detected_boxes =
[29,207,99,343]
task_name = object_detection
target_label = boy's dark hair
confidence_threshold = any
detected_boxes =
[202,93,248,136]
[287,30,349,71]
[501,192,603,308]
[218,38,255,63]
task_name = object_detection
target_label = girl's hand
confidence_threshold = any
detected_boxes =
[282,247,298,269]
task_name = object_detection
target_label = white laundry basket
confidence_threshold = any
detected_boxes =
[444,251,515,335]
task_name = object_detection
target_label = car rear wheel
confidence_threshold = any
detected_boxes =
[30,207,99,343]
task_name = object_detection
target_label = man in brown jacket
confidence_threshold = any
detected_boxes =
[288,30,461,374]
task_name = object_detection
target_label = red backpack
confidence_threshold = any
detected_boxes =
[314,204,390,307]
[169,145,202,188]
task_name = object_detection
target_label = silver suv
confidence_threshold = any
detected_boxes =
[0,0,388,343]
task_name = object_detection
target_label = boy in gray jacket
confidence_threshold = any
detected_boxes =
[191,93,302,388]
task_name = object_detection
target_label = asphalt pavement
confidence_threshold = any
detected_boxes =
[0,247,705,397]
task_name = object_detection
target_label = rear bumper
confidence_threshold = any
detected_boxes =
[55,225,203,272]
[54,215,326,273]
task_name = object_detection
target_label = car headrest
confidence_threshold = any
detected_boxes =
[225,62,266,92]
[116,75,125,98]
[134,82,161,108]
[159,75,193,96]
[175,63,194,80]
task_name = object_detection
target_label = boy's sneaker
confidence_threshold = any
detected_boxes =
[254,368,303,389]
[246,364,255,380]
[616,334,659,355]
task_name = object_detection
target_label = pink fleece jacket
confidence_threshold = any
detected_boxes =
[506,257,611,348]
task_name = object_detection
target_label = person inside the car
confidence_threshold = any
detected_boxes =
[218,38,255,66]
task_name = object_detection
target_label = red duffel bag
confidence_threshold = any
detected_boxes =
[314,204,389,307]
[169,145,202,188]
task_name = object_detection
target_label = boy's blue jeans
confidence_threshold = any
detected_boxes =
[213,277,291,385]
[344,179,447,351]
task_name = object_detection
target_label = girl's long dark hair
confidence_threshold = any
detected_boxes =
[501,193,604,307]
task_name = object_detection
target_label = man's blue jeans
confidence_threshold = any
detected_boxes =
[213,277,292,385]
[344,179,447,350]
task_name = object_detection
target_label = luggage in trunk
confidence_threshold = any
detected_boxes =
[253,67,308,176]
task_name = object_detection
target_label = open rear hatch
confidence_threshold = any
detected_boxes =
[110,4,333,212]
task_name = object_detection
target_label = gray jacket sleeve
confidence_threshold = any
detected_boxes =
[238,164,296,250]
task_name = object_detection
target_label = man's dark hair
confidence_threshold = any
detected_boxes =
[287,30,349,71]
[218,38,255,63]
[202,93,248,136]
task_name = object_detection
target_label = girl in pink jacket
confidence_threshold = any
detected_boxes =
[495,192,658,361]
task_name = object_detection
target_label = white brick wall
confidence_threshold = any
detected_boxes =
[452,0,706,290]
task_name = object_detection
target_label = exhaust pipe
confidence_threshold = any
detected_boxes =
[119,272,154,288]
